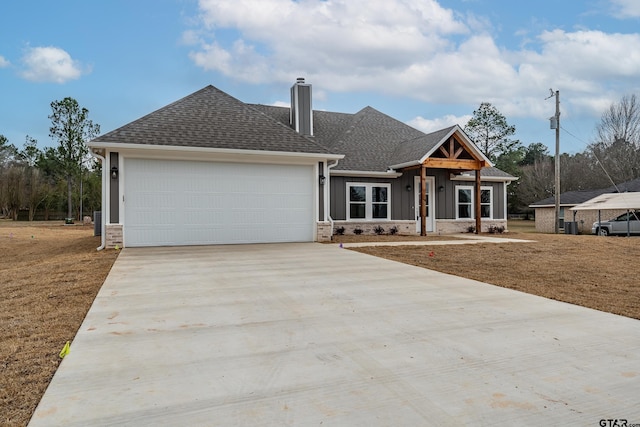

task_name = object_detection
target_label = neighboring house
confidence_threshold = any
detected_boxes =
[88,79,516,248]
[529,177,640,233]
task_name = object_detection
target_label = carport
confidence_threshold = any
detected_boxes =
[570,192,640,236]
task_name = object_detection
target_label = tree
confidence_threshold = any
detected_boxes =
[0,134,18,167]
[49,98,100,219]
[595,94,640,146]
[464,102,517,161]
[520,142,550,166]
[588,94,640,185]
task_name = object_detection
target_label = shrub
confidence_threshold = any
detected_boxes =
[335,226,345,235]
[389,226,398,235]
[467,225,476,233]
[373,225,385,235]
[353,227,363,235]
[488,225,506,234]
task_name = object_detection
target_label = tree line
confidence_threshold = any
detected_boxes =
[464,94,640,215]
[2,93,638,221]
[0,98,100,221]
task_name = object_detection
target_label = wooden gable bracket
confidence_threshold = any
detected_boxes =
[418,134,487,235]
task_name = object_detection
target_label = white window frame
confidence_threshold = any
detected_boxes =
[455,185,493,219]
[346,182,391,221]
[455,185,473,219]
[480,186,493,219]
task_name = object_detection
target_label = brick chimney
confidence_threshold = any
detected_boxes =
[290,77,313,136]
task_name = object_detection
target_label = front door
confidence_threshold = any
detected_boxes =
[414,176,435,233]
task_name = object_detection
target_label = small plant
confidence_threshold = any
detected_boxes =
[373,225,385,235]
[389,226,398,235]
[353,227,363,235]
[467,225,476,233]
[488,225,506,234]
[335,226,345,235]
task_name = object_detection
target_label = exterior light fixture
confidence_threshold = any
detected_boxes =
[319,175,326,185]
[438,185,445,192]
[406,185,412,192]
[111,166,118,180]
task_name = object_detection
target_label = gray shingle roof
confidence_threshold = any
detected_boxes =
[254,104,511,178]
[93,84,513,180]
[530,177,640,207]
[91,85,332,154]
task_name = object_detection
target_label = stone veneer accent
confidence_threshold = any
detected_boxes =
[330,219,508,236]
[332,220,416,236]
[435,219,508,234]
[316,222,333,242]
[106,224,123,249]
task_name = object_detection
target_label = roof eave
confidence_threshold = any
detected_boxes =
[87,141,344,161]
[330,169,403,178]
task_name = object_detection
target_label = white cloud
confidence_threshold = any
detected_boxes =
[0,55,9,67]
[610,0,640,18]
[20,46,85,83]
[186,0,640,121]
[408,114,472,133]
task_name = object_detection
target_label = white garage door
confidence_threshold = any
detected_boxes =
[124,159,315,247]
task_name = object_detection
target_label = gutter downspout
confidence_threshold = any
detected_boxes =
[89,148,106,251]
[327,159,340,238]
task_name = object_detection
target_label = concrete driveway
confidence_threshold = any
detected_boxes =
[30,243,640,426]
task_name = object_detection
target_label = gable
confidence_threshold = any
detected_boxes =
[91,86,332,155]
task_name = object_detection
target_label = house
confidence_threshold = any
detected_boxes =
[88,79,516,248]
[529,177,640,233]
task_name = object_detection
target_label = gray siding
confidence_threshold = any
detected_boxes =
[330,169,506,221]
[446,180,505,220]
[330,175,415,221]
[109,152,119,223]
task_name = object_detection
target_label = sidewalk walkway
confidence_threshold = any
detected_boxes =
[338,234,535,248]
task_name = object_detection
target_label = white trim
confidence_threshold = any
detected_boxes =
[455,185,493,220]
[87,142,343,163]
[89,149,106,250]
[330,170,403,178]
[327,159,340,235]
[481,186,494,219]
[414,176,435,232]
[346,182,391,221]
[450,172,515,183]
[118,154,124,230]
[503,182,508,221]
[456,185,474,220]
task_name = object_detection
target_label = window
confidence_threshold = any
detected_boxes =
[480,188,493,219]
[347,183,390,220]
[456,186,473,219]
[455,186,493,219]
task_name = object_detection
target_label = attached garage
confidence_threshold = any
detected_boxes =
[123,158,315,247]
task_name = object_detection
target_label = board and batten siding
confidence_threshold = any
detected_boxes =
[329,170,506,221]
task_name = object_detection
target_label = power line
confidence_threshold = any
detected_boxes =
[560,125,621,193]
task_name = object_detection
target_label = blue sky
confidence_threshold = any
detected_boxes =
[1,0,639,154]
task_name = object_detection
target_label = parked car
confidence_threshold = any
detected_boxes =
[592,210,640,235]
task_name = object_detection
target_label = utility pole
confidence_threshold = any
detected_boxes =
[548,89,561,234]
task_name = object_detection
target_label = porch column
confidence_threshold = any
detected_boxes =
[420,165,427,236]
[475,169,481,234]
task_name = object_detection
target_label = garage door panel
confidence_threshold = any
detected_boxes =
[124,159,314,246]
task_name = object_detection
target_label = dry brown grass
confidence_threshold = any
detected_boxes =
[352,231,640,320]
[0,221,118,427]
